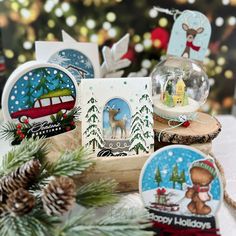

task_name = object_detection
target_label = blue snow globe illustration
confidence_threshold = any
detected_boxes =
[140,145,222,217]
[48,49,95,83]
[8,66,77,123]
[103,98,131,140]
[102,98,131,153]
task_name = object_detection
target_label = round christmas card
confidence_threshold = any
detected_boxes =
[1,61,79,144]
[48,49,95,82]
[139,145,223,230]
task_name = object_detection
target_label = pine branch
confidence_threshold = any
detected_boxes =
[0,138,48,177]
[0,208,60,236]
[45,148,93,177]
[76,179,118,207]
[0,122,17,141]
[57,208,153,236]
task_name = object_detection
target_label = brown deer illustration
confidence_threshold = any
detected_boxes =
[107,105,127,139]
[181,16,204,58]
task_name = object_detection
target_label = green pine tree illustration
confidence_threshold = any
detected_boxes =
[25,76,34,108]
[155,166,162,187]
[166,80,173,95]
[178,170,186,190]
[129,111,148,155]
[169,164,179,189]
[34,68,54,95]
[139,84,154,151]
[84,95,104,152]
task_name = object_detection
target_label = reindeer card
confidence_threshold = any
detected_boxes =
[35,41,100,83]
[167,10,211,62]
[80,77,154,157]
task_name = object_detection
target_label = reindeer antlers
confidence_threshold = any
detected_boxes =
[182,13,191,31]
[106,104,116,111]
[182,11,205,33]
[196,14,205,34]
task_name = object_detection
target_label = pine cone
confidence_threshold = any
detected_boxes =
[0,159,41,202]
[7,188,35,216]
[42,176,76,216]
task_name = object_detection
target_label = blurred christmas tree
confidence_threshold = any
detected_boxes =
[0,0,235,114]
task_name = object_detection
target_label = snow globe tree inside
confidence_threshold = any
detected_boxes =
[151,56,209,122]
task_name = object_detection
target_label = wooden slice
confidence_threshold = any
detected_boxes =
[154,112,221,145]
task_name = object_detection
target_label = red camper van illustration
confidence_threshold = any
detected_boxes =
[11,89,76,122]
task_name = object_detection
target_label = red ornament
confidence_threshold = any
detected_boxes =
[182,121,190,128]
[122,46,136,61]
[16,124,22,129]
[0,63,6,72]
[151,27,170,50]
[24,119,29,124]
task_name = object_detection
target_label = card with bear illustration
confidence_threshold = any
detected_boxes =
[139,145,223,231]
[80,77,154,157]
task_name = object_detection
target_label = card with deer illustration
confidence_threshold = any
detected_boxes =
[80,78,154,157]
[35,41,100,83]
[167,10,211,62]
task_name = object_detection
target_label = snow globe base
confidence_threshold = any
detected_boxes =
[153,112,221,145]
[153,95,199,122]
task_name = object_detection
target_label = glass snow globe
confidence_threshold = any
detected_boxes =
[151,56,209,120]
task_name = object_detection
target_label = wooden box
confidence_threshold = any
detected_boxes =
[48,112,221,192]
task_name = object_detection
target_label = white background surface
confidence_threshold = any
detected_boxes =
[0,115,235,235]
[212,115,236,236]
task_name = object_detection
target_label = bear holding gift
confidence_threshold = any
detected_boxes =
[185,159,217,215]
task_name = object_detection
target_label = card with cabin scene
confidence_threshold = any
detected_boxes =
[80,77,154,157]
[167,10,211,62]
[35,41,100,83]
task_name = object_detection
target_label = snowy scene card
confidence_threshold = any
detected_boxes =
[139,145,223,231]
[167,10,211,62]
[35,41,100,83]
[1,61,79,145]
[80,77,154,157]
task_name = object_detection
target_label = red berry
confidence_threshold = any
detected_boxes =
[70,121,75,126]
[16,124,22,129]
[24,119,29,124]
[66,127,71,131]
[20,134,25,139]
[16,130,22,135]
[182,121,190,128]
